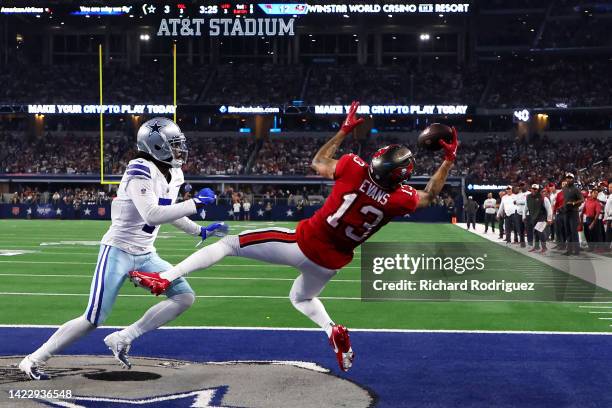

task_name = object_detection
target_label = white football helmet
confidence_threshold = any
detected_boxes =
[136,117,188,168]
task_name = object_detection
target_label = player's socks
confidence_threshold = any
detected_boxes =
[30,316,95,362]
[291,295,335,335]
[160,238,237,281]
[325,322,335,338]
[117,293,195,342]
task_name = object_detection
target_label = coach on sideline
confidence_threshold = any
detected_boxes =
[605,181,612,251]
[497,191,505,239]
[562,173,583,256]
[497,186,519,244]
[483,192,497,233]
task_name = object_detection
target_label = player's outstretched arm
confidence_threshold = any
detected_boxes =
[311,100,364,179]
[127,181,215,226]
[417,127,458,209]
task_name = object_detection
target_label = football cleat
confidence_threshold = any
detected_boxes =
[129,271,170,296]
[19,355,50,380]
[104,332,132,369]
[329,324,354,372]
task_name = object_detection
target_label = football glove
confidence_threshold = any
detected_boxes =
[440,126,459,162]
[340,101,365,134]
[192,188,216,207]
[196,222,229,247]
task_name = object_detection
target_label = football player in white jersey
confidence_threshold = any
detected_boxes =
[19,117,227,380]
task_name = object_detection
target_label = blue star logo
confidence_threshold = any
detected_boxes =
[39,386,231,407]
[147,121,163,135]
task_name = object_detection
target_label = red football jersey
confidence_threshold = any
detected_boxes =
[296,154,420,269]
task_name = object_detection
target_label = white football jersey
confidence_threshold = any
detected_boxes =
[483,198,497,214]
[101,158,198,255]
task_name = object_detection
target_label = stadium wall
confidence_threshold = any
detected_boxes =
[0,203,452,222]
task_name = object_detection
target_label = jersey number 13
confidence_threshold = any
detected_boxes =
[326,193,383,242]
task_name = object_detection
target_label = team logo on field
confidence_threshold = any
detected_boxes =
[11,206,20,216]
[1,355,373,407]
[97,207,106,217]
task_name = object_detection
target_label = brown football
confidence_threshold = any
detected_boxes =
[417,123,453,151]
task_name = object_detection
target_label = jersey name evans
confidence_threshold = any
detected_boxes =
[358,179,390,205]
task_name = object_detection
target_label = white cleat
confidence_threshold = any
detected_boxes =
[19,355,50,380]
[104,332,132,369]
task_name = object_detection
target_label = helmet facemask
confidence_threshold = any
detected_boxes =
[167,134,188,168]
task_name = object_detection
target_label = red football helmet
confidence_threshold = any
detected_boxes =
[369,144,416,189]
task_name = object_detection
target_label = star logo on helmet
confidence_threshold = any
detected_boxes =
[147,121,163,135]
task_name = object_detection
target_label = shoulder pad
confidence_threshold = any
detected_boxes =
[125,159,153,179]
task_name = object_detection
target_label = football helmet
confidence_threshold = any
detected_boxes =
[136,117,188,168]
[369,144,416,189]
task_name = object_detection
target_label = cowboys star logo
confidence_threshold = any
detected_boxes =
[147,121,163,136]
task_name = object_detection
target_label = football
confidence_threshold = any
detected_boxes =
[417,123,453,151]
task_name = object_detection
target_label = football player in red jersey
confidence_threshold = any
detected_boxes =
[129,101,458,371]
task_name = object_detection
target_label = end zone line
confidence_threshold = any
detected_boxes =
[0,324,611,336]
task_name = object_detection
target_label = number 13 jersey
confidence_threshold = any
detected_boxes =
[296,154,420,269]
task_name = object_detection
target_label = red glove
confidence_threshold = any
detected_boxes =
[440,126,459,162]
[340,101,365,134]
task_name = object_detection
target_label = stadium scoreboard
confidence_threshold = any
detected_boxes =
[1,2,471,18]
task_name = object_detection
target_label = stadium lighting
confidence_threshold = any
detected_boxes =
[388,14,392,18]
[342,14,349,18]
[140,34,150,41]
[419,34,430,41]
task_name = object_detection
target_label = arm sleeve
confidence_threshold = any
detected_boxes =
[171,217,201,236]
[606,198,612,220]
[544,198,552,222]
[523,202,529,217]
[126,177,197,226]
[497,199,504,218]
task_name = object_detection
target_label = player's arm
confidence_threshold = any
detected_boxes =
[126,179,214,226]
[311,101,364,180]
[416,128,458,209]
[171,217,201,236]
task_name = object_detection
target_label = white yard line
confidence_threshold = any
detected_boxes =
[0,273,360,283]
[0,291,609,303]
[0,260,359,269]
[456,223,612,292]
[0,323,611,336]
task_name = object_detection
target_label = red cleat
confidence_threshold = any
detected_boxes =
[329,324,354,372]
[129,271,170,296]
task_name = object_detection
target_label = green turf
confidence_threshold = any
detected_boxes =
[0,219,609,332]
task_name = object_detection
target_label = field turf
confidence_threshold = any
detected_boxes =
[0,219,609,333]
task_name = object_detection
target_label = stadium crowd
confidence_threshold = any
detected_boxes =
[1,132,609,189]
[1,59,611,108]
[3,186,112,206]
